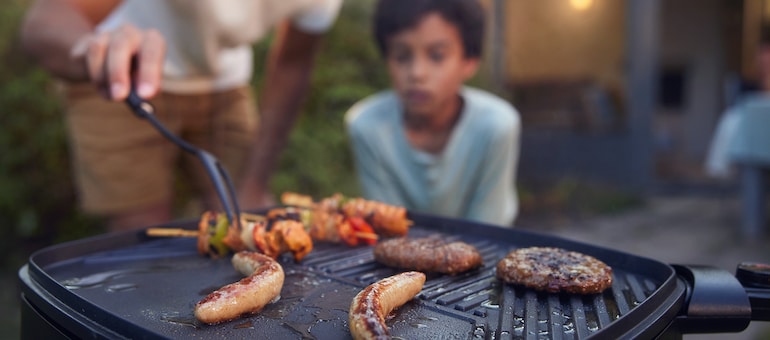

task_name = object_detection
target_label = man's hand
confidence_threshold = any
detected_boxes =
[20,0,165,100]
[71,24,165,100]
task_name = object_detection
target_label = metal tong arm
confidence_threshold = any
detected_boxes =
[124,90,242,227]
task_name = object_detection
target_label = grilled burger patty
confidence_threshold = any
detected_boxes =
[373,237,483,274]
[496,247,612,294]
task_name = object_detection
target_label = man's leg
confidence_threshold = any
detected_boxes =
[65,83,180,231]
[107,202,173,232]
[181,86,260,212]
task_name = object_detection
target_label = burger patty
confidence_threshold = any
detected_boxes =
[373,237,483,275]
[496,247,613,294]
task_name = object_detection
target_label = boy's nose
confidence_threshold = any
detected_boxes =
[408,58,428,81]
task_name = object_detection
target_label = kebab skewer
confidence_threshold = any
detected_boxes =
[147,211,313,261]
[281,192,412,239]
[147,193,413,260]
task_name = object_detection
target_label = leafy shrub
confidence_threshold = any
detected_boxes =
[0,0,105,272]
[257,0,388,199]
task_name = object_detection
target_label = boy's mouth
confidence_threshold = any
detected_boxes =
[404,89,431,105]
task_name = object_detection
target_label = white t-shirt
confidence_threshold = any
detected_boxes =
[97,0,342,93]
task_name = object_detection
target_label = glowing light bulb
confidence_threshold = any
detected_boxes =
[570,0,593,11]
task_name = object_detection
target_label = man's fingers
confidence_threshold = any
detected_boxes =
[78,24,166,101]
[105,24,143,100]
[84,32,109,91]
[135,29,165,98]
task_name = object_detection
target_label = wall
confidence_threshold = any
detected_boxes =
[503,0,735,184]
[657,0,725,167]
[504,0,643,189]
[504,0,625,91]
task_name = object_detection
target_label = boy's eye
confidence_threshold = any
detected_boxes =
[392,50,412,63]
[429,51,446,62]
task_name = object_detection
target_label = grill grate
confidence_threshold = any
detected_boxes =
[301,229,662,339]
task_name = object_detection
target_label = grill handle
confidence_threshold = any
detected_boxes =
[736,262,770,321]
[671,264,752,334]
[745,287,770,321]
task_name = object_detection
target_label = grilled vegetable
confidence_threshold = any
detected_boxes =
[149,192,413,261]
[281,192,412,240]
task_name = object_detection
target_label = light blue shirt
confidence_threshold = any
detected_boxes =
[344,87,521,227]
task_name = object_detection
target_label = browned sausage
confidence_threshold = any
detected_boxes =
[348,271,426,339]
[194,251,284,324]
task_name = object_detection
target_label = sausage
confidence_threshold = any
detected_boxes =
[194,251,284,324]
[348,271,426,340]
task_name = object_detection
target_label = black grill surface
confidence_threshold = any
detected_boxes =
[20,213,685,339]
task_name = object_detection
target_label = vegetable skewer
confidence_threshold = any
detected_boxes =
[147,193,413,261]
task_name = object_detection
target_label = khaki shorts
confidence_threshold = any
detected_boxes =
[64,83,258,214]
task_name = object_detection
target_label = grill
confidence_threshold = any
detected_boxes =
[18,212,768,339]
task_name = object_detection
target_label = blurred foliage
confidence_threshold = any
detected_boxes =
[517,177,643,228]
[256,0,389,199]
[0,0,105,272]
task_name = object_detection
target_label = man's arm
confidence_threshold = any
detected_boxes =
[238,21,325,209]
[20,0,164,100]
[20,0,119,81]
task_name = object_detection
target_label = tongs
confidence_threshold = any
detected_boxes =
[124,89,242,227]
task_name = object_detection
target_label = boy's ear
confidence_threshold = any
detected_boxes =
[462,57,481,81]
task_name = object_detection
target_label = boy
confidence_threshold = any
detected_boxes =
[344,0,521,226]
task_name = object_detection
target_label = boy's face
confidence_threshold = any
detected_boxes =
[386,12,479,118]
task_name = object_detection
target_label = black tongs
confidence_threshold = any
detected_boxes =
[125,89,242,227]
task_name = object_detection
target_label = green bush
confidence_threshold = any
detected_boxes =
[260,0,388,199]
[0,0,105,272]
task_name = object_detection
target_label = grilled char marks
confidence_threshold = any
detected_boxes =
[194,251,285,324]
[374,237,483,275]
[496,247,613,294]
[349,271,426,340]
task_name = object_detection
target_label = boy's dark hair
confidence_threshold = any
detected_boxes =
[373,0,486,59]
